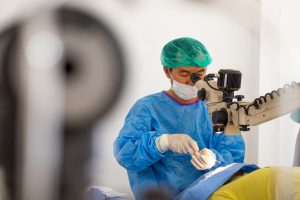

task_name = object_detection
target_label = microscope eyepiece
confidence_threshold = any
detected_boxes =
[190,73,200,83]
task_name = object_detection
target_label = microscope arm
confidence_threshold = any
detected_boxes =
[227,82,300,134]
[236,82,300,126]
[195,80,300,134]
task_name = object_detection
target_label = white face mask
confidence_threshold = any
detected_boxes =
[171,79,198,100]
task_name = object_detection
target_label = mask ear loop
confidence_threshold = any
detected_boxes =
[168,68,174,85]
[168,68,172,77]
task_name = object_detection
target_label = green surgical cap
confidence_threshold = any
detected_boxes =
[161,37,212,68]
[291,108,300,124]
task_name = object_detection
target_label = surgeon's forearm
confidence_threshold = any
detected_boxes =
[210,134,245,165]
[211,148,245,166]
[212,150,234,165]
[114,133,165,171]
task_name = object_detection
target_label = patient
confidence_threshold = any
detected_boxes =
[209,166,300,200]
[209,109,300,200]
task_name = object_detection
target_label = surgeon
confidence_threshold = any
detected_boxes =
[113,37,245,199]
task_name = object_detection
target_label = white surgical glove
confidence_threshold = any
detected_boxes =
[155,134,199,155]
[191,148,216,170]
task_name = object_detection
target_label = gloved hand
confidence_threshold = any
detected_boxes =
[191,148,216,170]
[156,134,199,154]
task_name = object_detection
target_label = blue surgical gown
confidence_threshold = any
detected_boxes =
[113,91,245,199]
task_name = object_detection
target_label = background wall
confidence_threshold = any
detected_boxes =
[258,0,300,167]
[0,0,299,199]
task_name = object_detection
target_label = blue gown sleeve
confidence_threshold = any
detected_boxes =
[113,100,165,172]
[210,133,245,165]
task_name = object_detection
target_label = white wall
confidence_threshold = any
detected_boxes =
[258,0,300,167]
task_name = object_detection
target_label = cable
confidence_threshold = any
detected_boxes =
[204,79,230,97]
[245,82,300,114]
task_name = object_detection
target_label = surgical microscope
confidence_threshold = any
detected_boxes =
[190,69,300,134]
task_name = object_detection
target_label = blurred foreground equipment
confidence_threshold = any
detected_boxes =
[0,6,125,200]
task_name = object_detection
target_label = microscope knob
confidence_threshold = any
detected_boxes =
[234,95,245,101]
[197,88,207,100]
